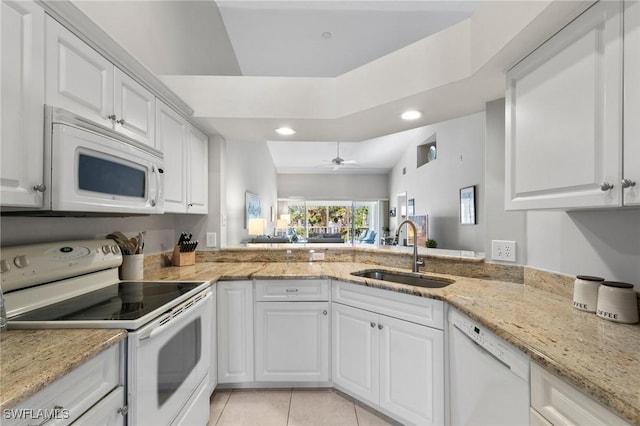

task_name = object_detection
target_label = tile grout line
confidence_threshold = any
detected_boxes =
[214,390,232,426]
[286,388,293,426]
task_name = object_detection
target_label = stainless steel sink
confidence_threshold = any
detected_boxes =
[351,269,453,288]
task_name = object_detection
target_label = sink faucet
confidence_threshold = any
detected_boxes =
[395,219,425,272]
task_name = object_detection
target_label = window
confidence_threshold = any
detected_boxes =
[279,199,381,245]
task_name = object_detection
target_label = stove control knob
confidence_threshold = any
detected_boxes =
[102,245,111,254]
[0,259,10,273]
[14,255,30,268]
[111,245,120,254]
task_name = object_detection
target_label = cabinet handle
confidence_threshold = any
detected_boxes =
[107,114,117,121]
[378,324,384,330]
[116,118,126,125]
[322,310,328,316]
[622,178,637,189]
[600,182,614,191]
[285,289,299,293]
[370,322,376,328]
[33,184,46,192]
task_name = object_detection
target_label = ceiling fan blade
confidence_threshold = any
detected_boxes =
[342,160,358,165]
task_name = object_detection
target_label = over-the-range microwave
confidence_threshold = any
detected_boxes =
[3,106,164,216]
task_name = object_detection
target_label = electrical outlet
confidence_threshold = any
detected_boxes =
[491,240,516,262]
[312,252,325,261]
[206,232,217,248]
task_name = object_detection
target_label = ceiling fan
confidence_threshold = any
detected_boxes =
[323,142,359,171]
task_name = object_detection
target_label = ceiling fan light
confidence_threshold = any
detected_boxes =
[401,110,422,121]
[275,126,296,136]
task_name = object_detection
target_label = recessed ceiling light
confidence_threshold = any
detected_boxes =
[275,127,296,136]
[321,31,332,39]
[401,110,422,121]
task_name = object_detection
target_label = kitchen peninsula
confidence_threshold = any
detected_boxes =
[138,246,640,425]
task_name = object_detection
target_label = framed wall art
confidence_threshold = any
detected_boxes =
[245,191,262,228]
[460,185,476,225]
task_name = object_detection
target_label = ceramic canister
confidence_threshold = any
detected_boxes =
[596,281,639,324]
[572,275,605,313]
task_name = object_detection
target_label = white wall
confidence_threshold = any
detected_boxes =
[72,0,241,76]
[277,174,389,200]
[0,214,199,254]
[484,99,527,262]
[224,140,278,246]
[388,112,485,251]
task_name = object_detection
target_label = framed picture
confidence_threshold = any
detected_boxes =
[408,198,415,216]
[460,185,476,225]
[407,215,428,247]
[245,191,262,228]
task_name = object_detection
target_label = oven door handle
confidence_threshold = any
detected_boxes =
[139,291,212,341]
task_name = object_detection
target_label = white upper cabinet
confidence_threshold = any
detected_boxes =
[113,68,155,148]
[186,124,209,214]
[45,15,113,127]
[45,16,156,149]
[506,1,623,210]
[623,0,640,206]
[156,99,187,213]
[1,0,45,208]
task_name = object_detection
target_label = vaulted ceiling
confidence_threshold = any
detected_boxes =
[72,0,592,174]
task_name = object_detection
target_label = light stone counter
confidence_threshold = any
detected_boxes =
[144,261,640,425]
[0,329,126,410]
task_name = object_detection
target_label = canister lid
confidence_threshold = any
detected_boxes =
[601,281,634,289]
[576,275,605,282]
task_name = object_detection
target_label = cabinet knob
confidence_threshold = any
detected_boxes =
[600,182,614,191]
[118,405,129,415]
[33,184,46,192]
[116,118,126,125]
[107,114,117,121]
[378,324,384,330]
[322,310,328,316]
[370,322,376,328]
[622,178,637,189]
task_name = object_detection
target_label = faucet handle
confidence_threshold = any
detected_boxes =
[417,259,425,266]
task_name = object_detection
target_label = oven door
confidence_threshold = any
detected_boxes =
[128,290,211,426]
[50,123,164,214]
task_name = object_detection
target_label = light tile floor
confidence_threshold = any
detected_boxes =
[209,389,400,426]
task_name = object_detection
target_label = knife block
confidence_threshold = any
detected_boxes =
[171,245,195,266]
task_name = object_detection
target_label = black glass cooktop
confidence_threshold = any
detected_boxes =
[12,281,205,322]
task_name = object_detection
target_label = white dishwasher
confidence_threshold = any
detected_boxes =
[448,308,530,426]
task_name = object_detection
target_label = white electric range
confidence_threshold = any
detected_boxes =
[2,239,212,426]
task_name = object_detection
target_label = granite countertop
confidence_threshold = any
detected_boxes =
[145,261,640,425]
[0,329,126,410]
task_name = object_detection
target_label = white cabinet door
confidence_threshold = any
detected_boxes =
[332,302,379,407]
[378,314,444,426]
[73,386,125,426]
[506,1,623,210]
[1,0,45,208]
[217,281,254,384]
[255,301,329,382]
[186,124,208,214]
[156,99,187,213]
[113,68,155,149]
[45,16,113,127]
[623,0,640,206]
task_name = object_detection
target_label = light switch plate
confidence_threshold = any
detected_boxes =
[491,240,516,262]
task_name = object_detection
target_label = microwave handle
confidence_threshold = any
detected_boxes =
[152,165,163,207]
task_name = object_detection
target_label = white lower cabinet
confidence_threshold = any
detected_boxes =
[332,281,445,426]
[255,301,329,383]
[4,343,125,426]
[530,362,630,425]
[209,285,218,393]
[217,281,254,384]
